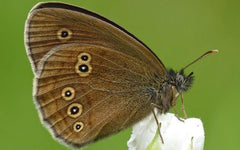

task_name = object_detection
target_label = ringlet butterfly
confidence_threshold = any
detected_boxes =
[24,2,217,148]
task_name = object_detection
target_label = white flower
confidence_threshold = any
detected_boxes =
[127,113,205,150]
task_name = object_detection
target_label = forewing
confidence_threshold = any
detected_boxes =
[24,2,167,77]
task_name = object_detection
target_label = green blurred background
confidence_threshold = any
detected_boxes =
[0,0,239,149]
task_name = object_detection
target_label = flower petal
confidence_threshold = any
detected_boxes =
[127,113,205,150]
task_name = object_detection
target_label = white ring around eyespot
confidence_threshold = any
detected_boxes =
[57,28,72,41]
[73,122,84,132]
[62,87,75,101]
[67,103,83,118]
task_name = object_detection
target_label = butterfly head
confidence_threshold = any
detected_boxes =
[167,69,194,93]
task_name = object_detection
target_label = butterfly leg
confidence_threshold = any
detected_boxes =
[173,105,183,122]
[171,88,184,122]
[150,103,164,144]
[180,93,188,118]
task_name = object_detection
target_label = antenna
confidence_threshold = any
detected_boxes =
[181,50,219,71]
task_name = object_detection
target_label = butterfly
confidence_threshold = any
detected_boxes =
[24,2,217,148]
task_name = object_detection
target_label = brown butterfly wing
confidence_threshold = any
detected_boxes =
[35,44,153,147]
[24,2,167,76]
[25,2,168,148]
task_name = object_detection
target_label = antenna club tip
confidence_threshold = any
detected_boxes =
[211,49,219,53]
